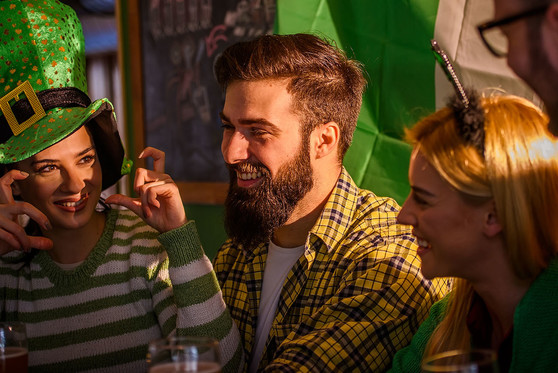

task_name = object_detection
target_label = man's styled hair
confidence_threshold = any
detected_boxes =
[214,33,367,161]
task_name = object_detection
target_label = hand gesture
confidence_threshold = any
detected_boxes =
[104,147,187,233]
[0,170,53,255]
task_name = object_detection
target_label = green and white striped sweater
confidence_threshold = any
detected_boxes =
[0,208,243,372]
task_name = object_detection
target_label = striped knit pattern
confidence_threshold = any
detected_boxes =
[0,209,243,373]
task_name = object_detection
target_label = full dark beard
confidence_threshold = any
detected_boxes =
[224,144,313,250]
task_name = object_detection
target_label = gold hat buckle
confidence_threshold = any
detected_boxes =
[0,81,46,136]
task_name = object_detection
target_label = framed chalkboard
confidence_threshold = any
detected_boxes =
[119,0,275,204]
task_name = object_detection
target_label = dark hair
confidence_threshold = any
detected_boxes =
[214,33,367,161]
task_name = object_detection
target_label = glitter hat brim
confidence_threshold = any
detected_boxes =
[0,97,127,190]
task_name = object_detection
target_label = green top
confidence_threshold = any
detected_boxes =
[389,258,558,373]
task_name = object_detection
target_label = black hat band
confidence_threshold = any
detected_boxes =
[0,87,92,144]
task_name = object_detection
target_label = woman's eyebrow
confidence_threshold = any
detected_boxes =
[30,146,96,166]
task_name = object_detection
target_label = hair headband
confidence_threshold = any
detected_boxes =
[430,39,485,156]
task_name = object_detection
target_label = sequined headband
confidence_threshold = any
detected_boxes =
[430,39,485,156]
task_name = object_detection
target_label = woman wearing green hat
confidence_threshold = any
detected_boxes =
[0,1,242,372]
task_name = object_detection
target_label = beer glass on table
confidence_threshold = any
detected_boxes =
[147,336,221,373]
[0,322,28,373]
[421,349,499,373]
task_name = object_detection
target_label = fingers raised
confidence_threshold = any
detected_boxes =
[0,203,51,252]
[139,147,165,173]
[0,170,28,204]
[104,194,144,217]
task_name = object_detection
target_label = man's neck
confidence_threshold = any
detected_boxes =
[273,166,341,248]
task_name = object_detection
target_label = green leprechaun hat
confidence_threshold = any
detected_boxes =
[0,0,131,190]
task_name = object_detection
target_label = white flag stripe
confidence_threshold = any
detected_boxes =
[434,0,540,109]
[434,0,466,109]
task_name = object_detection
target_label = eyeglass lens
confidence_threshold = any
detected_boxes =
[482,27,508,57]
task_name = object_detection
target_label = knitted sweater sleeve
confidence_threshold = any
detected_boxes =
[156,220,244,373]
[388,296,450,373]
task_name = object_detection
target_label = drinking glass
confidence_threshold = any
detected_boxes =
[0,322,28,373]
[147,336,221,373]
[421,349,499,373]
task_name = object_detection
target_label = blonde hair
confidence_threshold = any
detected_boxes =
[406,94,558,356]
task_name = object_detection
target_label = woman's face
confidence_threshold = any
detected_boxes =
[397,150,492,280]
[13,126,102,231]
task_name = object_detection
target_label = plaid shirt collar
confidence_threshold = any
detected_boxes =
[308,167,359,253]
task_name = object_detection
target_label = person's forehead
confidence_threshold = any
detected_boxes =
[493,0,527,16]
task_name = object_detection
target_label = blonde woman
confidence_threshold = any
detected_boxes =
[389,93,558,372]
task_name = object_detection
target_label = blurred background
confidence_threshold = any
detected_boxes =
[62,0,538,258]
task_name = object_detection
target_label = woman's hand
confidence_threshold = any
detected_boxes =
[105,147,187,233]
[0,170,53,255]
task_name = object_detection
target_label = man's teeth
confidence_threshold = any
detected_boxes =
[238,171,262,180]
[417,238,430,248]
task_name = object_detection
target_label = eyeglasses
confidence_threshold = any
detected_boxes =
[477,5,548,57]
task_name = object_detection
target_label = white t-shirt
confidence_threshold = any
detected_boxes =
[248,241,305,373]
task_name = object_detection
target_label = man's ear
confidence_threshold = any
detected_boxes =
[312,121,339,159]
[483,201,502,238]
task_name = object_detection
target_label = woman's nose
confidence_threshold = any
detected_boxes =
[61,168,87,193]
[396,199,416,227]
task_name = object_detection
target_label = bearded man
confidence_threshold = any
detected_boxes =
[189,33,446,372]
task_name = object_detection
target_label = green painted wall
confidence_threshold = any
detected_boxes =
[184,204,226,260]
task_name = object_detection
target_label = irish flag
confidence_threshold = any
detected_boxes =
[276,0,538,204]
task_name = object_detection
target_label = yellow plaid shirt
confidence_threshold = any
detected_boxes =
[214,168,448,372]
